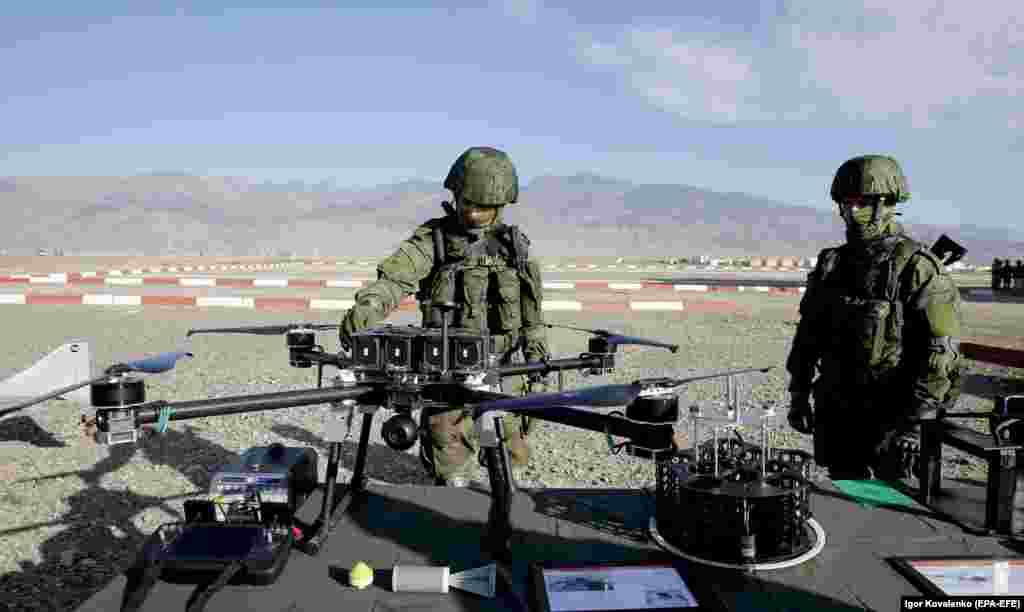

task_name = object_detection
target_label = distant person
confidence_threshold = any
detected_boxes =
[1015,260,1024,291]
[338,146,550,487]
[1002,258,1014,290]
[993,259,1003,291]
[785,155,963,481]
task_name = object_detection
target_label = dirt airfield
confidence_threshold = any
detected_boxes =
[0,256,1021,611]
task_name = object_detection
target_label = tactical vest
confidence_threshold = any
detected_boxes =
[415,221,532,343]
[813,234,959,399]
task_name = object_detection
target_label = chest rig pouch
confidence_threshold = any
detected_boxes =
[818,237,919,376]
[417,221,527,337]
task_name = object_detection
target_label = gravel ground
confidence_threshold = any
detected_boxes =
[0,295,1021,610]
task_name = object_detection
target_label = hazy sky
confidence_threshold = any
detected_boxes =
[2,1,1021,230]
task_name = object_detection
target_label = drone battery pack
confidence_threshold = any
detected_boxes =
[143,522,293,586]
[351,325,498,375]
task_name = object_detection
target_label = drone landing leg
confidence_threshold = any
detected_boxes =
[303,409,375,555]
[349,407,374,492]
[483,416,515,561]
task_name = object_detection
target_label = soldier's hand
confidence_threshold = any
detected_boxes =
[339,308,358,356]
[787,392,815,435]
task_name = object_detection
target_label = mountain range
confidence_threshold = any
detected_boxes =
[0,173,1018,263]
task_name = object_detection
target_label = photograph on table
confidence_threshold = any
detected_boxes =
[887,556,1024,597]
[529,560,702,612]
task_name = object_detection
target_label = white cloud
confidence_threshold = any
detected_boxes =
[573,1,1024,127]
[497,0,539,24]
[573,28,813,123]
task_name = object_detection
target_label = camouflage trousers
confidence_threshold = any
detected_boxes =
[812,383,912,480]
[418,408,530,483]
[416,332,542,481]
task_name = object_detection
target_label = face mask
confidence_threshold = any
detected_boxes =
[841,201,891,241]
[457,200,499,229]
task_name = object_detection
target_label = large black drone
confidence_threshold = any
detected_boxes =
[2,302,772,561]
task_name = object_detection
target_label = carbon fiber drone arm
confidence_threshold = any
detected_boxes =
[94,385,379,436]
[493,355,608,378]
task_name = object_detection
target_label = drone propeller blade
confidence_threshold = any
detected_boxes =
[667,366,774,386]
[0,346,195,420]
[114,351,194,374]
[547,324,611,336]
[472,366,774,418]
[604,334,679,353]
[472,383,644,418]
[546,324,678,353]
[186,323,340,337]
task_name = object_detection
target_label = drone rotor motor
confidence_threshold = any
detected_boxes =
[286,330,317,368]
[91,376,146,446]
[626,394,680,424]
[91,375,146,406]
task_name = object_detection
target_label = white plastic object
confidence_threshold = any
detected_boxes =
[390,564,497,598]
[649,516,827,571]
[0,342,92,414]
[392,565,450,593]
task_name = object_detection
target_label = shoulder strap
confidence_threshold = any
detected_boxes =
[886,236,935,302]
[432,223,445,269]
[497,224,529,273]
[414,218,448,323]
[815,247,842,283]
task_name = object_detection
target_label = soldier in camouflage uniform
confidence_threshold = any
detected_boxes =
[786,155,963,481]
[339,146,551,487]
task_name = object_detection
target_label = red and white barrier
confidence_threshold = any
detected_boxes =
[0,275,808,295]
[0,293,755,312]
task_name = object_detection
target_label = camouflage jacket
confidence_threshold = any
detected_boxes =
[340,214,550,362]
[785,224,963,415]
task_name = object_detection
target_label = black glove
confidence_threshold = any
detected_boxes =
[787,392,814,435]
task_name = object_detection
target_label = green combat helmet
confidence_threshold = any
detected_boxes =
[830,155,911,241]
[830,155,911,204]
[444,146,519,206]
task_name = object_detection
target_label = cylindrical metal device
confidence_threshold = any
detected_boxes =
[391,565,449,593]
[654,443,816,566]
[90,376,145,407]
[286,330,316,368]
[625,395,679,423]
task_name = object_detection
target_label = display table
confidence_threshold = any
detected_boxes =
[75,480,1021,612]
